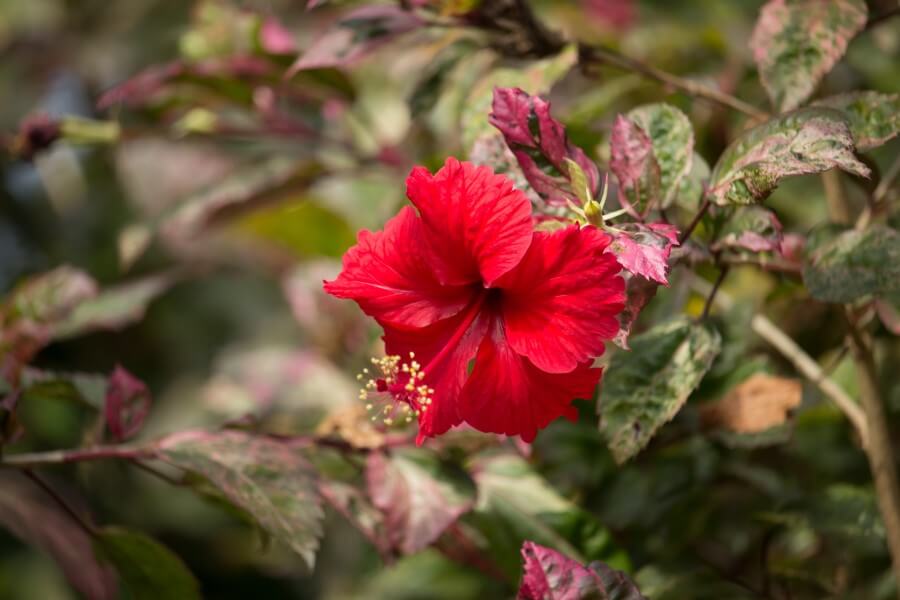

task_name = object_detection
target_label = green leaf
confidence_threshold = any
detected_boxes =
[53,273,176,341]
[751,0,868,112]
[462,45,576,151]
[355,549,500,600]
[93,527,200,600]
[814,91,900,150]
[563,157,593,205]
[470,453,627,579]
[707,107,870,205]
[366,449,475,554]
[156,430,324,568]
[19,368,107,410]
[802,225,900,303]
[238,199,356,258]
[625,103,694,209]
[599,318,721,464]
[809,484,885,543]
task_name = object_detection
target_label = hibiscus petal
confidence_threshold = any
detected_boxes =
[383,302,490,443]
[324,206,474,328]
[498,226,625,373]
[406,158,533,287]
[460,318,602,442]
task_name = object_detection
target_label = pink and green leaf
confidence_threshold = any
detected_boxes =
[707,107,869,205]
[625,103,693,209]
[517,541,646,600]
[606,223,679,286]
[156,430,325,568]
[609,115,662,217]
[814,91,900,151]
[751,0,868,113]
[712,206,784,254]
[366,449,475,555]
[599,318,721,464]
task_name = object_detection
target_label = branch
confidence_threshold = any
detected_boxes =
[749,313,869,449]
[679,197,711,244]
[857,152,900,230]
[689,274,870,448]
[701,266,729,319]
[845,309,900,593]
[0,445,151,468]
[22,470,97,536]
[578,45,769,120]
[866,6,900,31]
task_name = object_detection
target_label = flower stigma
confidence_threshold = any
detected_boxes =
[356,352,434,427]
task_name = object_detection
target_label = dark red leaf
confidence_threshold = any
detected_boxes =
[288,6,422,74]
[105,365,152,442]
[490,87,600,206]
[517,541,646,600]
[606,222,679,285]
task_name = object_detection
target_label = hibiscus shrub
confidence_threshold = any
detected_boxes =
[1,1,899,599]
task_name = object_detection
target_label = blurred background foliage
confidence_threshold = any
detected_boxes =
[0,0,898,598]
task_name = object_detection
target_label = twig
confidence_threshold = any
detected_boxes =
[821,170,851,225]
[750,314,869,449]
[679,197,712,244]
[866,6,900,30]
[701,266,729,319]
[689,274,869,448]
[132,459,185,487]
[22,470,97,536]
[0,445,150,468]
[857,152,900,230]
[845,309,900,595]
[579,45,769,120]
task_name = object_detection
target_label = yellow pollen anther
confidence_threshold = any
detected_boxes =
[356,351,436,430]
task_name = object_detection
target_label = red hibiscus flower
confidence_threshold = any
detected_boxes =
[325,158,625,443]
